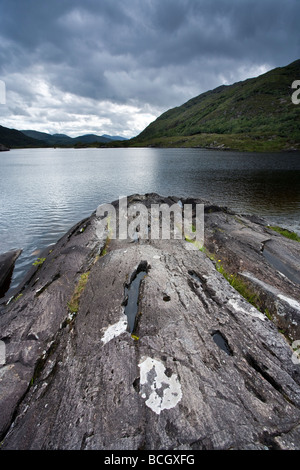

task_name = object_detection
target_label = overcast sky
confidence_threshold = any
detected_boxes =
[0,0,299,138]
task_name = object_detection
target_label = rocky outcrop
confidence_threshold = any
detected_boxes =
[0,143,9,151]
[0,194,300,450]
[0,249,22,298]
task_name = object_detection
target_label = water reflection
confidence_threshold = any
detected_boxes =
[0,147,299,290]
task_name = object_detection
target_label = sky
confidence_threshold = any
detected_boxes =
[0,0,299,138]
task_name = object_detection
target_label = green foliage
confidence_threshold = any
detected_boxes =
[14,293,23,302]
[268,225,300,242]
[264,308,273,321]
[0,125,48,148]
[67,271,90,314]
[32,257,46,267]
[201,247,262,311]
[131,60,300,152]
[215,261,260,309]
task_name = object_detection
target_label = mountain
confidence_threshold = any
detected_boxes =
[20,130,71,146]
[102,134,128,141]
[131,60,300,152]
[73,134,111,144]
[0,125,47,148]
[21,130,127,146]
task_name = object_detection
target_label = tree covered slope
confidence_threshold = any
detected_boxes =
[132,60,300,151]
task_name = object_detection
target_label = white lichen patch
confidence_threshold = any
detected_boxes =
[278,294,300,312]
[138,357,182,415]
[227,297,266,321]
[101,315,128,344]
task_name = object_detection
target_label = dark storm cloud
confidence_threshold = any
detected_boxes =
[0,0,299,136]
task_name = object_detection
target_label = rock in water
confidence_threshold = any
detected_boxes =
[0,144,9,152]
[0,194,300,450]
[0,249,22,298]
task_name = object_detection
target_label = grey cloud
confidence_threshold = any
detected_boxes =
[0,0,299,136]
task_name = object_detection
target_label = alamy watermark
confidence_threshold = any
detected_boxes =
[0,80,6,104]
[291,80,300,105]
[95,196,204,250]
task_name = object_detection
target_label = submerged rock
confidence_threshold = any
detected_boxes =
[0,249,22,298]
[0,144,9,152]
[0,194,300,450]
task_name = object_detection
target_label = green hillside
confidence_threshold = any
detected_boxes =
[21,130,113,146]
[21,130,128,146]
[21,130,73,146]
[131,60,300,152]
[0,125,47,148]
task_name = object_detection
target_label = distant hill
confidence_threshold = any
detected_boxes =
[0,126,47,148]
[21,130,128,146]
[131,59,300,152]
[20,130,70,146]
[102,134,128,141]
[0,143,9,151]
[73,134,111,144]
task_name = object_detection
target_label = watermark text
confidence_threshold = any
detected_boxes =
[291,80,300,105]
[96,196,204,250]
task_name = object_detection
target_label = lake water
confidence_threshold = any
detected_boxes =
[1,147,300,291]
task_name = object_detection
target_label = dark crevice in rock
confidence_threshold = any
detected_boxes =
[31,338,60,386]
[80,431,94,450]
[244,379,267,403]
[164,367,173,378]
[212,331,233,356]
[245,353,283,395]
[188,270,206,284]
[35,273,61,297]
[123,261,150,333]
[0,267,14,299]
[260,432,283,450]
[0,249,22,299]
[133,377,140,393]
[187,271,211,309]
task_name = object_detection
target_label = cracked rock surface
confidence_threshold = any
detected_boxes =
[0,193,300,450]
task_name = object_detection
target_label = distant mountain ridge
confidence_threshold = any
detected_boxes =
[0,126,128,149]
[131,59,300,152]
[21,130,128,146]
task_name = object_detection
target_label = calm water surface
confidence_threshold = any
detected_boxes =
[1,147,300,290]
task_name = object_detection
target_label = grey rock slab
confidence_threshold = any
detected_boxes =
[0,249,22,298]
[240,271,300,341]
[0,194,300,450]
[203,207,300,337]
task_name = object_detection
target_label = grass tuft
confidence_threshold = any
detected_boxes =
[67,271,90,314]
[268,225,300,242]
[32,257,46,267]
[215,261,260,309]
